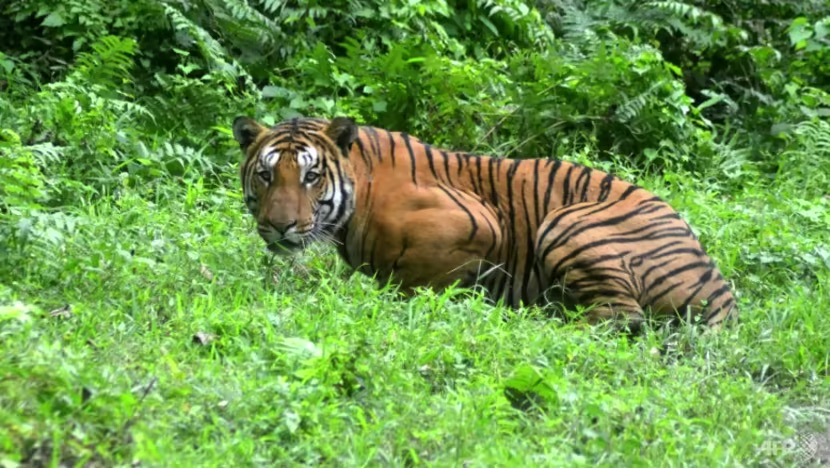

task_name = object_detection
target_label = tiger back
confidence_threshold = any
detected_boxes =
[233,115,737,330]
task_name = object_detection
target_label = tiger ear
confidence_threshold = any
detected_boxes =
[325,117,358,154]
[232,116,267,151]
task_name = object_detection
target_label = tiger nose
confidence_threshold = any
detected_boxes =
[269,220,297,234]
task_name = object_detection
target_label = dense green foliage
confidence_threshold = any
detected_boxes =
[1,0,829,465]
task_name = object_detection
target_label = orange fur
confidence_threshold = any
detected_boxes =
[233,116,737,331]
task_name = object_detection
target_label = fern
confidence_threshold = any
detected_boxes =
[0,129,48,213]
[218,0,282,48]
[647,1,729,46]
[788,119,830,158]
[777,118,830,197]
[257,0,284,14]
[162,2,231,70]
[478,0,555,47]
[548,0,732,51]
[25,142,66,167]
[72,36,137,91]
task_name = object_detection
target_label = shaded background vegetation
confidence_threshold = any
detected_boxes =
[1,0,829,465]
[2,0,829,187]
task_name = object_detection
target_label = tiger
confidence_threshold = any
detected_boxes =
[232,115,737,331]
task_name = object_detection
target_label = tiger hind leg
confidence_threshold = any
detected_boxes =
[534,198,735,330]
[541,265,647,333]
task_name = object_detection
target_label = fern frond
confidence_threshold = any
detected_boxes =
[162,3,230,69]
[219,0,282,48]
[26,142,66,166]
[790,119,830,157]
[478,0,555,46]
[613,78,672,127]
[72,36,137,90]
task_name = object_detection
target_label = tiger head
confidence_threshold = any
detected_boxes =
[232,116,359,255]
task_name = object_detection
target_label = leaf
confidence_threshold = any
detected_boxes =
[0,302,34,323]
[503,363,559,411]
[788,18,813,47]
[49,304,72,319]
[814,20,829,39]
[192,331,216,345]
[0,59,14,73]
[261,85,286,98]
[42,11,66,27]
[200,264,214,281]
[372,100,388,112]
[283,409,301,434]
[289,96,306,109]
[278,337,322,359]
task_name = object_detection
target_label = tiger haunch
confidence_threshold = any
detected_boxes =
[233,116,737,330]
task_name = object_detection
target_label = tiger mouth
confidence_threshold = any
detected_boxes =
[265,239,304,255]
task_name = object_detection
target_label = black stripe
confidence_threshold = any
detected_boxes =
[504,160,521,306]
[675,281,708,318]
[637,196,665,205]
[504,160,520,243]
[545,229,693,277]
[561,165,574,205]
[437,185,478,242]
[520,179,535,306]
[468,167,479,193]
[355,138,373,172]
[555,252,631,274]
[366,127,382,162]
[566,273,633,292]
[547,202,668,252]
[704,284,732,310]
[536,199,628,254]
[598,173,614,202]
[542,160,561,213]
[482,213,498,259]
[620,185,640,199]
[488,158,498,206]
[705,295,735,322]
[392,237,408,271]
[387,130,397,168]
[473,156,483,194]
[629,241,687,266]
[532,159,541,227]
[696,266,713,285]
[639,257,681,285]
[576,288,635,305]
[440,150,451,181]
[647,281,684,306]
[576,166,592,203]
[402,133,418,185]
[425,144,438,179]
[328,157,351,227]
[646,261,713,293]
[494,273,510,306]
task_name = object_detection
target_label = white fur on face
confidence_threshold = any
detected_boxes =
[297,146,318,186]
[260,146,281,169]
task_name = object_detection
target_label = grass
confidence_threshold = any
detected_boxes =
[1,157,829,466]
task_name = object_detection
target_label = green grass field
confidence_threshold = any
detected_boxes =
[2,152,828,466]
